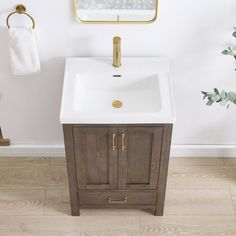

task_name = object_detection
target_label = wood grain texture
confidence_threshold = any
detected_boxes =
[80,205,155,210]
[167,165,236,189]
[230,190,236,214]
[0,216,140,235]
[79,190,157,205]
[0,157,236,235]
[118,127,163,190]
[45,188,71,215]
[63,124,80,216]
[0,157,50,165]
[0,165,67,189]
[64,124,171,215]
[0,189,45,215]
[141,216,236,236]
[73,127,118,190]
[50,157,66,166]
[80,209,154,216]
[165,189,234,215]
[109,127,118,190]
[45,188,154,216]
[155,124,172,216]
[169,157,224,166]
[224,158,236,166]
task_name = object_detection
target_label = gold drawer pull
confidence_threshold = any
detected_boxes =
[112,133,116,151]
[108,197,127,204]
[121,133,125,151]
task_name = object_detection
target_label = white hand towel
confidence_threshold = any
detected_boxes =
[8,27,41,75]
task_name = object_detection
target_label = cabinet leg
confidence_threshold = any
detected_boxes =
[63,125,80,217]
[69,190,80,216]
[154,207,164,216]
[154,124,172,217]
[71,207,80,216]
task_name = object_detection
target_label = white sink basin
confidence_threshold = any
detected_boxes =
[60,57,175,124]
[75,73,161,113]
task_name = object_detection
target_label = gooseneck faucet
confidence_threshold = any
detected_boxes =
[113,36,121,68]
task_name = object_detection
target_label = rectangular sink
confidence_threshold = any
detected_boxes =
[60,57,175,124]
[74,73,161,113]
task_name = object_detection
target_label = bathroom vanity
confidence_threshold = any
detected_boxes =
[61,57,175,216]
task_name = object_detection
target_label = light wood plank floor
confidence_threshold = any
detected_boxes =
[0,157,236,235]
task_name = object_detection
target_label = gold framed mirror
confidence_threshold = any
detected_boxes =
[74,0,158,23]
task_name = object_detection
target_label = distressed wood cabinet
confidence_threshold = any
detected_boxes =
[63,124,172,216]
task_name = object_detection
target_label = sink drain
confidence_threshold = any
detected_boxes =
[112,100,123,108]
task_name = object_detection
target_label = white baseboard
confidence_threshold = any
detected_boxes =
[170,145,236,158]
[0,144,236,157]
[0,145,65,157]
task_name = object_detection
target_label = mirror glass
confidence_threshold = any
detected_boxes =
[74,0,158,23]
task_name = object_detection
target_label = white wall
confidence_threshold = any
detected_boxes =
[0,0,236,147]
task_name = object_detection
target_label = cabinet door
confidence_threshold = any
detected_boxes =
[118,127,163,190]
[73,127,117,190]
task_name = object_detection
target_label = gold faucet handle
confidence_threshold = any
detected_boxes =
[113,36,121,68]
[113,36,121,44]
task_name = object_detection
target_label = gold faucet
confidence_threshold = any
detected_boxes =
[113,36,121,67]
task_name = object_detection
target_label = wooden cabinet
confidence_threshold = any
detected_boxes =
[118,127,163,190]
[73,127,117,190]
[63,124,172,216]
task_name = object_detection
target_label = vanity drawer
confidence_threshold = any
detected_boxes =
[79,190,157,205]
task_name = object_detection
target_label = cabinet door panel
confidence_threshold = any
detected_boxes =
[73,127,117,189]
[118,127,163,190]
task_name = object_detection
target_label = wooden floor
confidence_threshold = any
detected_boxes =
[0,157,236,235]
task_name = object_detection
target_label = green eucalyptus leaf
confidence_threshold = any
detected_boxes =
[202,28,236,108]
[222,50,230,55]
[211,94,221,102]
[206,100,214,106]
[208,96,213,101]
[214,88,220,95]
[201,88,236,108]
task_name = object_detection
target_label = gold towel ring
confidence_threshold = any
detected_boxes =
[6,4,35,29]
